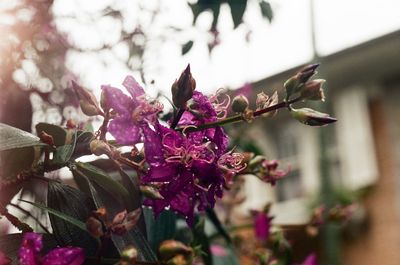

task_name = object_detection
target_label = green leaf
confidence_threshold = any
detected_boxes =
[182,40,194,55]
[51,130,78,165]
[0,123,45,151]
[259,1,273,22]
[36,123,67,147]
[74,169,157,261]
[192,216,212,265]
[44,181,98,255]
[19,198,87,232]
[144,208,177,251]
[227,0,247,29]
[72,162,130,206]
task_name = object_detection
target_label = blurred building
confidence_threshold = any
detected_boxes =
[238,30,400,264]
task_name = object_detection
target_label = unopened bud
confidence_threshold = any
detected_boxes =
[39,131,54,146]
[111,208,141,235]
[285,63,320,100]
[231,94,249,113]
[300,79,326,101]
[93,207,107,221]
[167,254,192,265]
[171,64,196,108]
[120,245,138,265]
[66,119,77,129]
[86,217,104,238]
[159,240,193,261]
[90,139,113,157]
[72,81,103,116]
[290,107,337,126]
[100,89,108,111]
[140,185,164,200]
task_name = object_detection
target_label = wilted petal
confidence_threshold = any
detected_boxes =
[42,247,85,265]
[108,119,141,144]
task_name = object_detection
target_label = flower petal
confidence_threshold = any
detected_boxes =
[108,118,141,144]
[42,247,85,265]
[101,85,133,115]
[142,164,177,183]
[122,76,145,99]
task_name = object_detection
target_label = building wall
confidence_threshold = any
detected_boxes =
[342,96,400,265]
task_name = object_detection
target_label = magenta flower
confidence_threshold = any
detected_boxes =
[260,159,288,185]
[18,232,84,265]
[253,211,273,241]
[141,91,235,225]
[102,76,162,144]
[142,122,226,225]
[301,254,317,265]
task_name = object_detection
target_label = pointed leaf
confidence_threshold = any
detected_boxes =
[227,0,247,29]
[72,162,130,206]
[0,123,45,151]
[144,208,176,251]
[182,41,194,55]
[19,199,87,232]
[259,1,273,22]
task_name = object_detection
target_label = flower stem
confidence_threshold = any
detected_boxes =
[170,108,185,129]
[177,97,301,133]
[99,111,110,140]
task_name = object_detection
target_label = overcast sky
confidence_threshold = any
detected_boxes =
[53,0,400,96]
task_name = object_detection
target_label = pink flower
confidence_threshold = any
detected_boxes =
[18,233,84,265]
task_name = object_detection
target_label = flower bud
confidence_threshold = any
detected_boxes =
[89,139,113,157]
[284,63,319,100]
[300,79,326,101]
[72,81,103,116]
[231,94,249,113]
[86,216,104,238]
[171,64,196,108]
[111,208,141,235]
[120,245,138,265]
[167,254,192,265]
[140,185,164,199]
[39,131,54,146]
[290,108,337,126]
[158,240,193,261]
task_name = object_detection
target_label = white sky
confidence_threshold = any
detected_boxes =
[52,0,400,96]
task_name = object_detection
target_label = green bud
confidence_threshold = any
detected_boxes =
[285,63,320,100]
[120,245,138,265]
[90,139,113,157]
[231,94,249,113]
[159,240,193,261]
[290,107,337,126]
[140,185,164,199]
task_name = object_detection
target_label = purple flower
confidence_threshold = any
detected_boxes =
[102,76,162,144]
[253,211,273,241]
[142,122,226,225]
[18,232,84,265]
